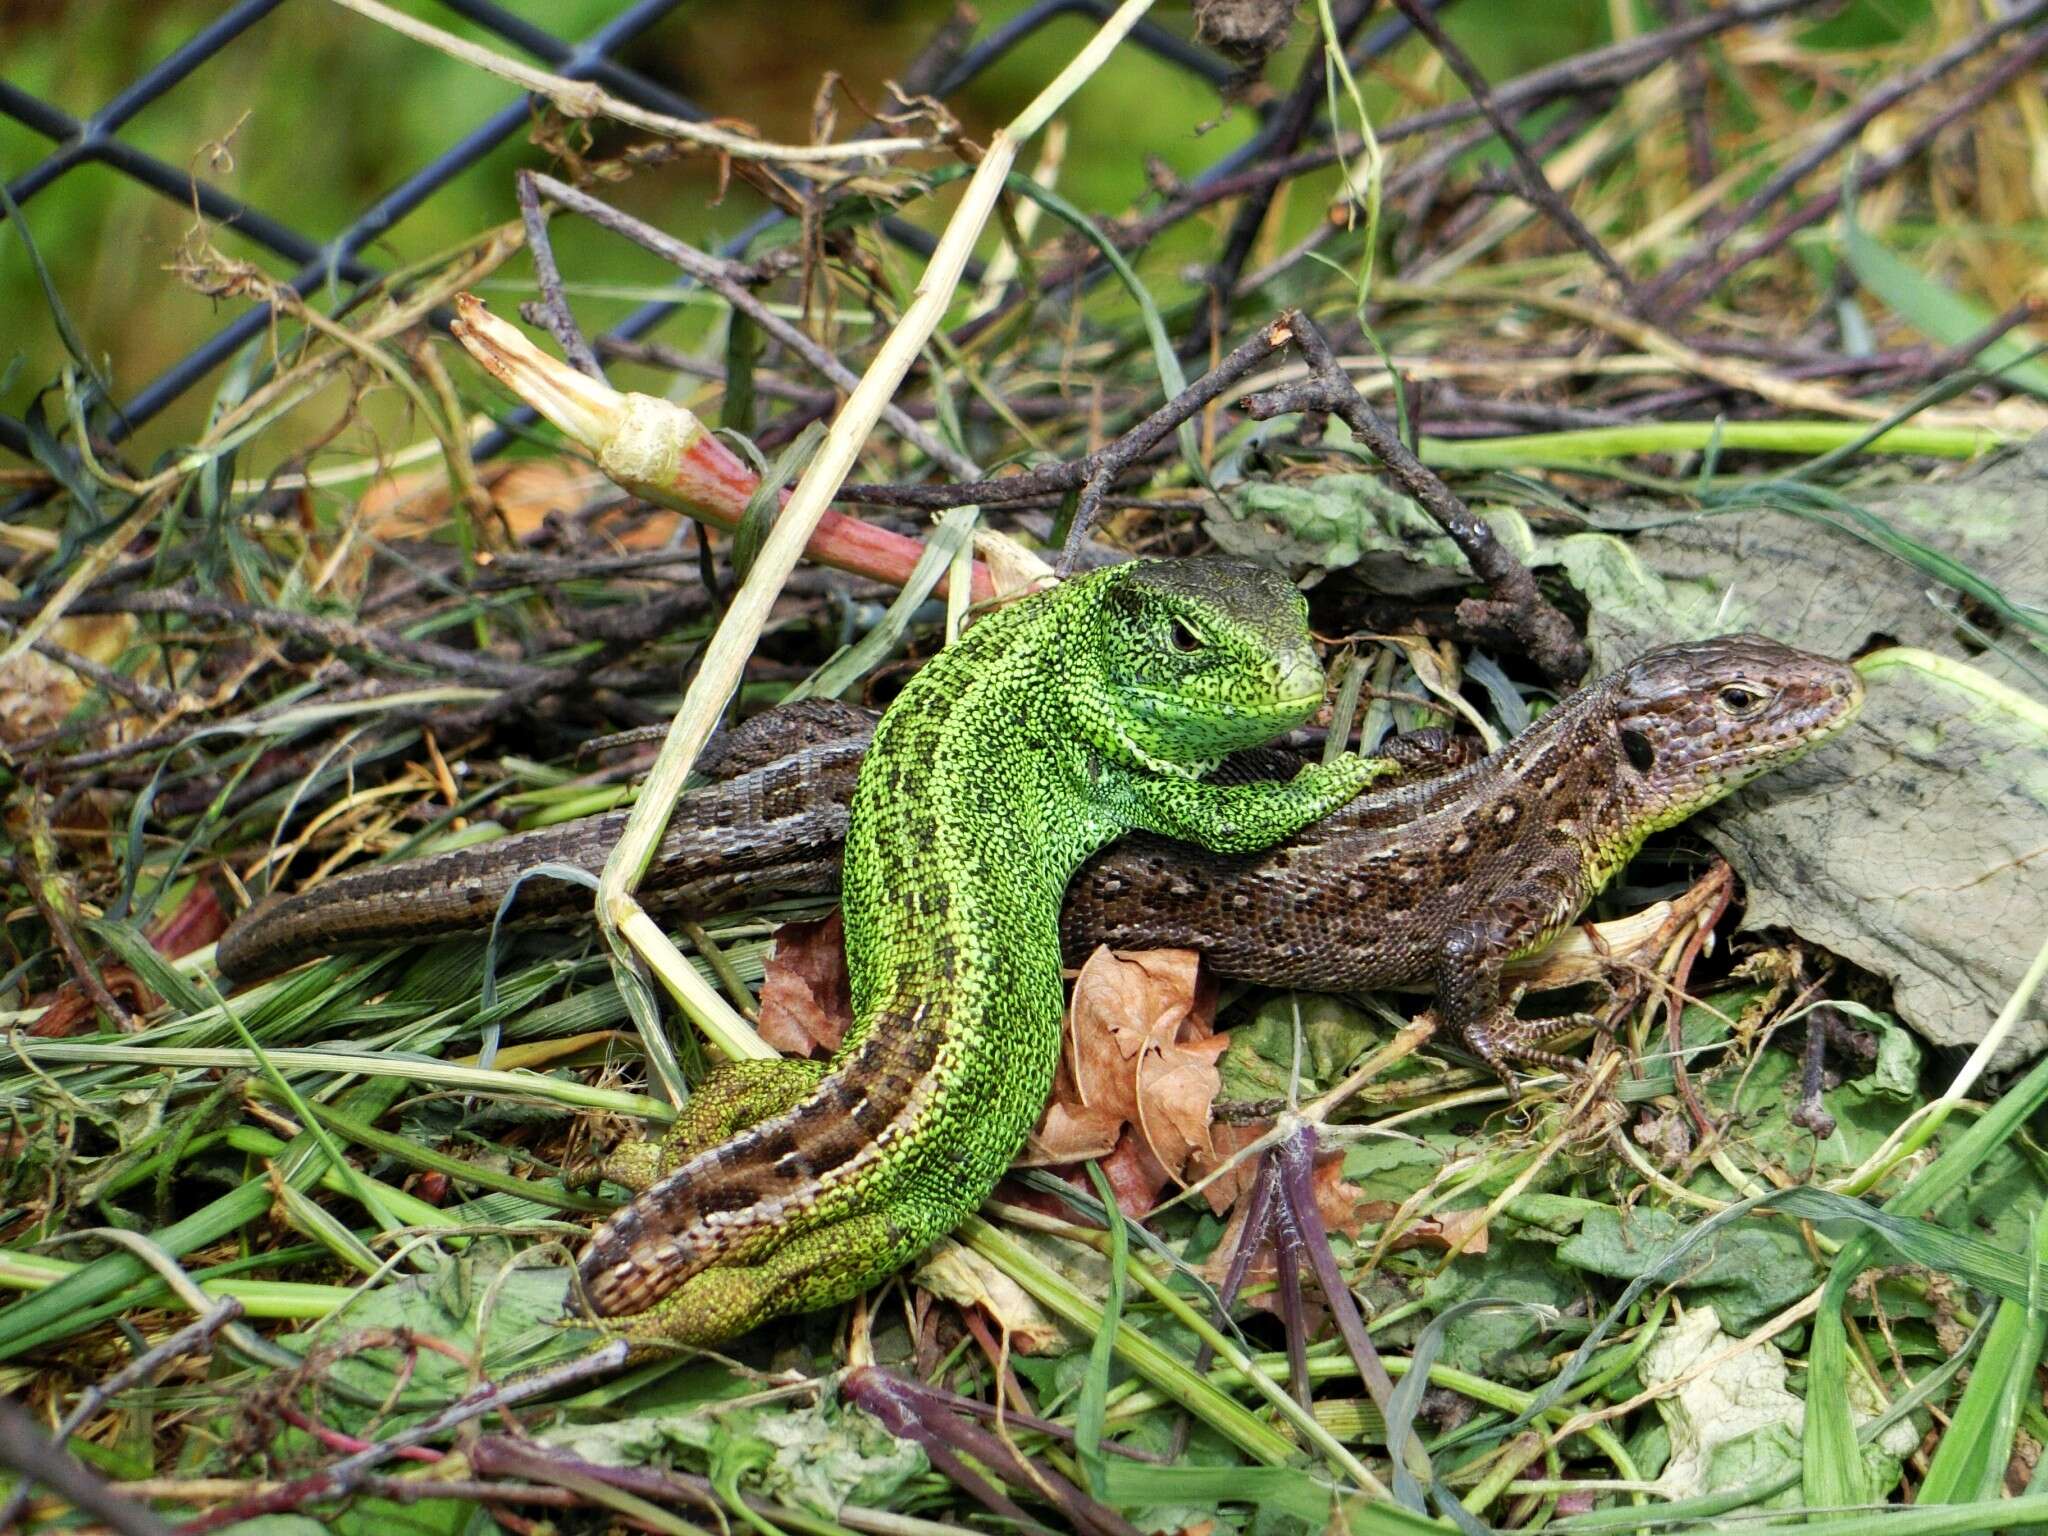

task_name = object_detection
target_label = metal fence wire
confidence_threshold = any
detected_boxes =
[0,0,1426,500]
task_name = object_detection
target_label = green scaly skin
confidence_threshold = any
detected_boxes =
[572,559,1397,1345]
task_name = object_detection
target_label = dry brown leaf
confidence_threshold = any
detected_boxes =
[1308,1149,1368,1240]
[355,458,595,542]
[755,911,852,1057]
[1355,1198,1491,1255]
[1134,1028,1226,1176]
[1188,1121,1269,1215]
[1025,1099,1124,1165]
[1096,1127,1174,1219]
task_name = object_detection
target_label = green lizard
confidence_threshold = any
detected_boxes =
[572,558,1395,1345]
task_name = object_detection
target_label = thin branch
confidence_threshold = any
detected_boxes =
[1646,0,2048,313]
[0,588,554,691]
[1646,20,2048,313]
[0,1394,177,1536]
[515,172,602,380]
[839,314,1298,539]
[948,0,1828,349]
[172,1341,628,1534]
[1656,0,1718,187]
[524,173,979,480]
[0,1297,243,1532]
[1184,0,1375,358]
[1389,0,1639,300]
[326,0,937,165]
[1242,313,1589,683]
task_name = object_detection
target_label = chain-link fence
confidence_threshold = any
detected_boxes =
[0,0,1431,511]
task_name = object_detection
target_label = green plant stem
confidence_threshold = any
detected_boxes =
[0,1249,353,1319]
[1418,420,2016,468]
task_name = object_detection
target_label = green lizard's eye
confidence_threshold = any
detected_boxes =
[1716,684,1769,716]
[1169,618,1206,654]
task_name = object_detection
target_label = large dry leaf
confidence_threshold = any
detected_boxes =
[1023,946,1224,1182]
[1096,1127,1176,1219]
[915,1239,1064,1354]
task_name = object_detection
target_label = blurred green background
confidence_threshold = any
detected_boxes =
[0,0,1944,467]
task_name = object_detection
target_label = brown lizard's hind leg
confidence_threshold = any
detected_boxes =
[602,1209,920,1349]
[603,1058,829,1192]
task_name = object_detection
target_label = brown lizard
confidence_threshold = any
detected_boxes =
[215,635,1862,1082]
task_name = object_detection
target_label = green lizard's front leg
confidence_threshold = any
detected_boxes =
[1100,751,1398,852]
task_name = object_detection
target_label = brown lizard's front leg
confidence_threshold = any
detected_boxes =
[1435,901,1599,1092]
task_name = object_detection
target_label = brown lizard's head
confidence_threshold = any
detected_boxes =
[1074,558,1330,775]
[1607,634,1864,826]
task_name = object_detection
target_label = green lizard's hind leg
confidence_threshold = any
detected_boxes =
[607,1209,918,1348]
[603,1058,829,1192]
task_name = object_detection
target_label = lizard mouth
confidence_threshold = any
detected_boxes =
[1273,655,1328,712]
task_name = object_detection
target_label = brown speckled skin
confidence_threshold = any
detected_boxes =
[215,636,1862,1081]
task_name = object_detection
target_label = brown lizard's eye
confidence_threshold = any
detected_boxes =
[1717,684,1768,716]
[1169,619,1205,653]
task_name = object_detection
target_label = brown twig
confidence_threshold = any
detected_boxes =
[522,172,978,480]
[0,589,553,692]
[0,618,181,716]
[1650,14,2048,312]
[826,314,1291,531]
[1184,0,1375,359]
[1055,315,1313,571]
[1791,1004,1839,1139]
[173,1343,628,1534]
[1656,0,1718,187]
[1859,296,2046,394]
[1241,313,1590,683]
[0,1300,244,1531]
[0,1393,177,1536]
[950,0,1827,349]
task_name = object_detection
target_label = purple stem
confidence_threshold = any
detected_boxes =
[1278,1124,1397,1417]
[844,1367,1141,1536]
[1192,1144,1279,1378]
[1268,1168,1316,1408]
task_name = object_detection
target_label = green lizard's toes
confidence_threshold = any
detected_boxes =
[599,1135,665,1193]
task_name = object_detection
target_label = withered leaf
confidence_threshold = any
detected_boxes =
[1023,947,1223,1183]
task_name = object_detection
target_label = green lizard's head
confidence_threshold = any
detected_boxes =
[1073,559,1329,775]
[1609,634,1864,827]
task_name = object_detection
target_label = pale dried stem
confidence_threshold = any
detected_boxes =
[594,0,1161,1094]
